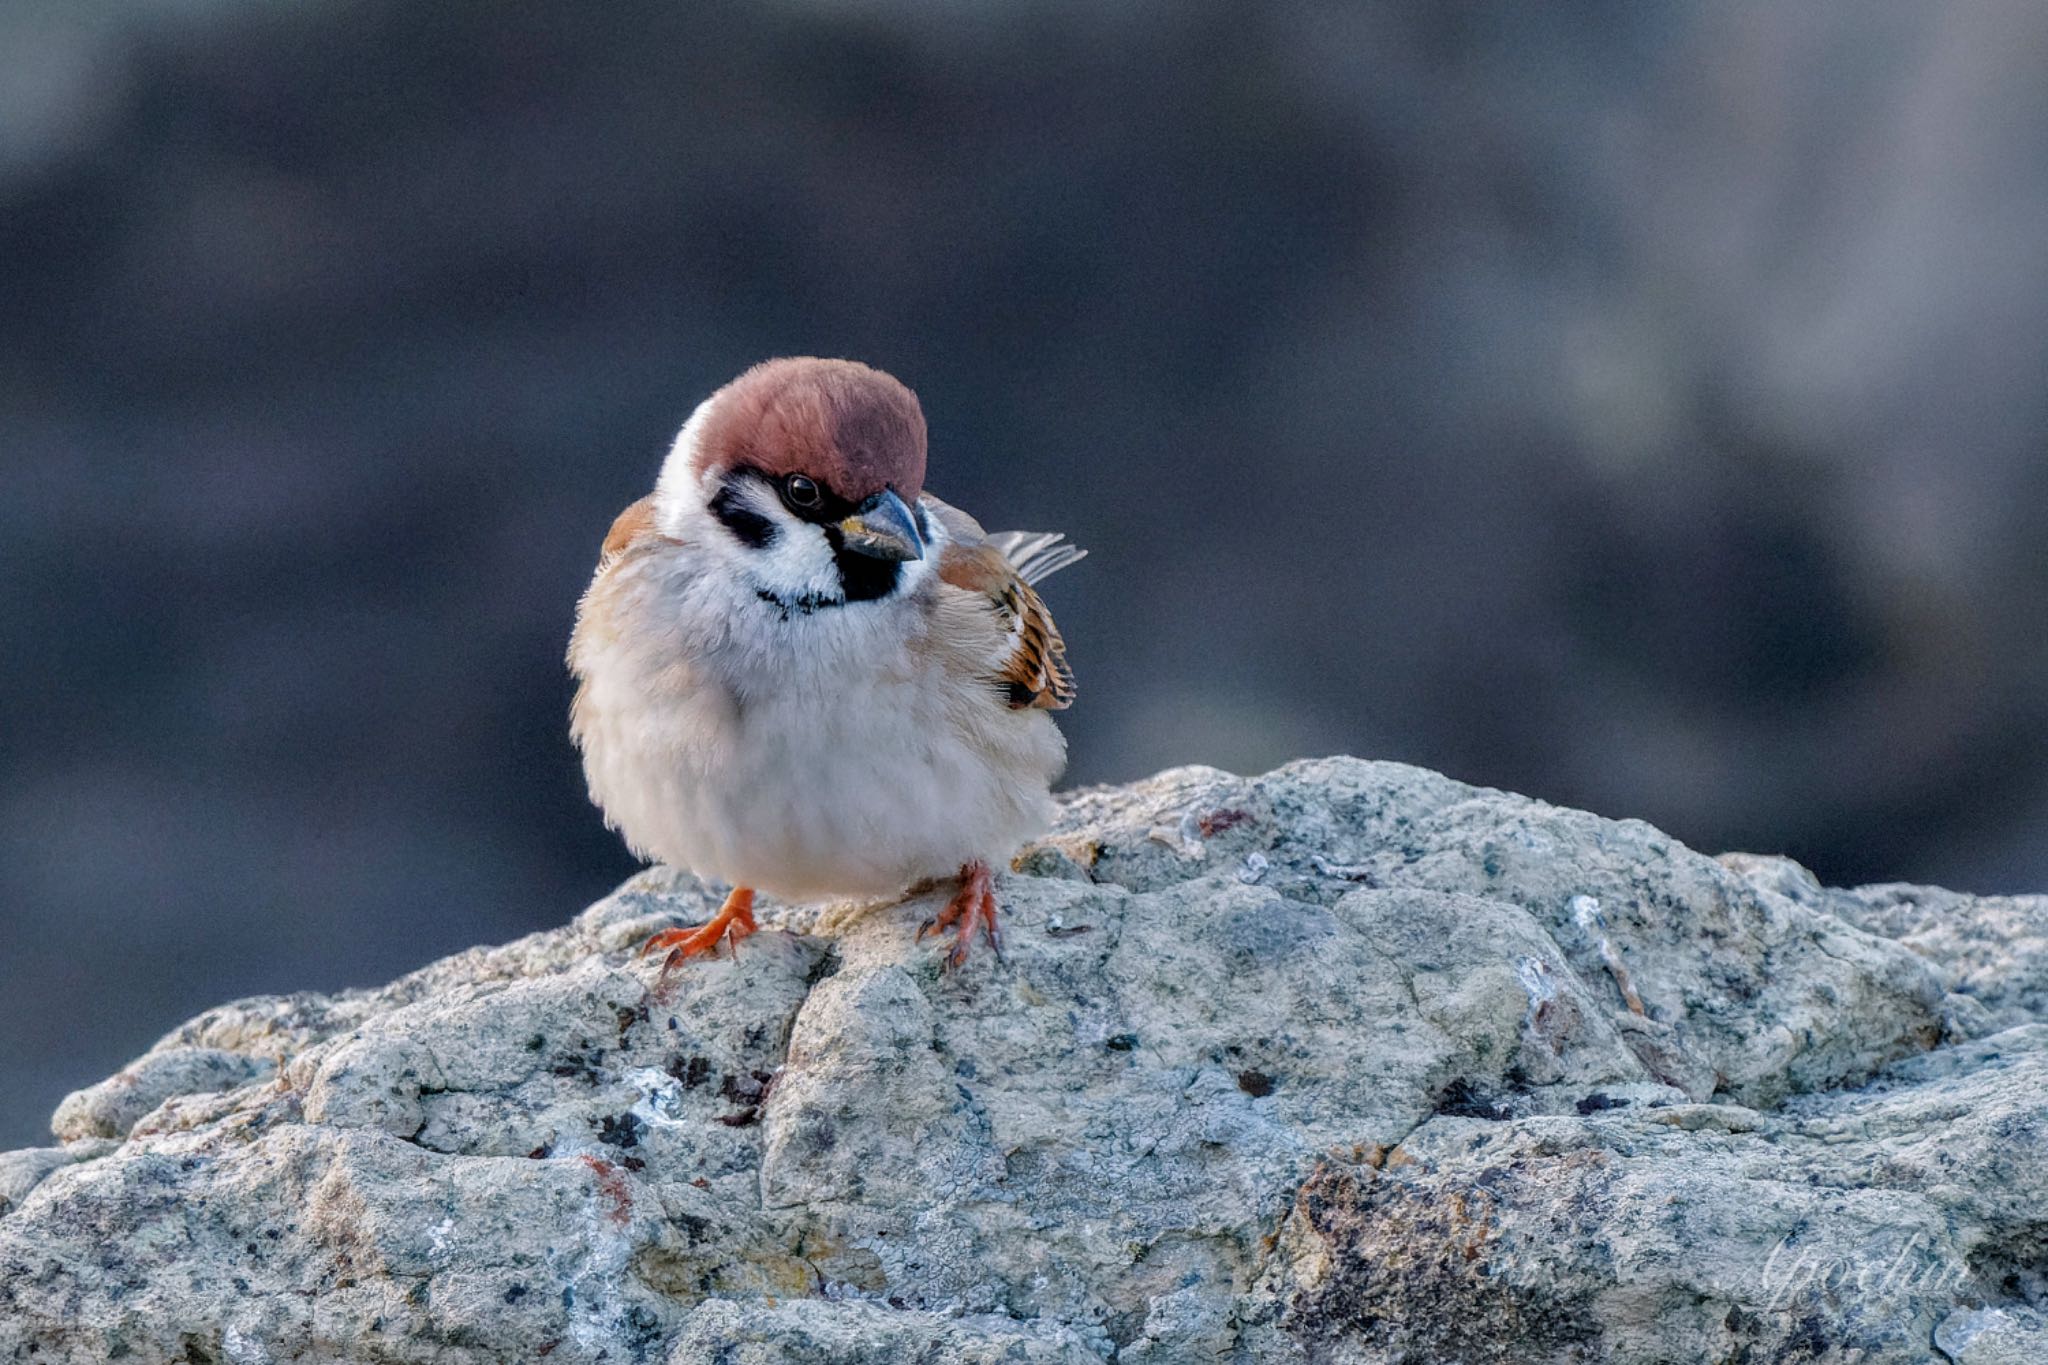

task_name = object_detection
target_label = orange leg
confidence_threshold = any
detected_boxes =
[639,887,758,970]
[916,861,1002,970]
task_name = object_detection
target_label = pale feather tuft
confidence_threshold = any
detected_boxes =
[985,530,1088,586]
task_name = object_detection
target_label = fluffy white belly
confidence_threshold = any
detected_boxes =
[577,647,1063,902]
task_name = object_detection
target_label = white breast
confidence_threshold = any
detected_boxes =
[570,547,1065,903]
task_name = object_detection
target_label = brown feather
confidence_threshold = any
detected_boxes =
[573,497,678,671]
[938,541,1077,711]
[595,494,684,574]
[600,495,658,563]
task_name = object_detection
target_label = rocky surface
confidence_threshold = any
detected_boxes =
[2,757,2044,1363]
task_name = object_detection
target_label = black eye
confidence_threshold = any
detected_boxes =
[782,474,822,510]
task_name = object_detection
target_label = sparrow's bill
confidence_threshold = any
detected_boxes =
[569,358,1083,970]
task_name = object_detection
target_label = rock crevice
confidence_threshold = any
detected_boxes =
[2,758,2043,1363]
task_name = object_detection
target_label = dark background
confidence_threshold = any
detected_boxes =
[4,1,2046,1149]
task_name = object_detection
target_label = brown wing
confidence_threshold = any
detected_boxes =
[928,495,1081,712]
[571,495,678,673]
[598,494,661,569]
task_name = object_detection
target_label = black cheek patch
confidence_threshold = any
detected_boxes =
[709,482,776,549]
[823,525,903,603]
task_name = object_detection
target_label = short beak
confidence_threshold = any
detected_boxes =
[837,489,924,562]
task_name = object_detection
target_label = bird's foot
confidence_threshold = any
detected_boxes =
[917,861,1002,970]
[640,887,758,970]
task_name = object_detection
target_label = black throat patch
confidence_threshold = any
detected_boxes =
[823,524,904,603]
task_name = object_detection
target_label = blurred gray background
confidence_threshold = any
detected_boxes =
[4,0,2047,1149]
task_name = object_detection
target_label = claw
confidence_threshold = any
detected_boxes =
[638,888,758,969]
[924,861,1002,971]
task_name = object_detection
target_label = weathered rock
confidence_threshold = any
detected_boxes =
[667,1300,1104,1364]
[1934,1304,2048,1365]
[1826,875,2048,1034]
[49,1045,274,1142]
[0,1140,114,1217]
[0,757,2039,1363]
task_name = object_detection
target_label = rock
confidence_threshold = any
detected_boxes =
[667,1300,1105,1363]
[0,757,2039,1363]
[1934,1305,2048,1365]
[0,1140,114,1217]
[1823,875,2048,1034]
[49,1045,274,1141]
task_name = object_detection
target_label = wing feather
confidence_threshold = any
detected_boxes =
[984,529,1088,585]
[926,495,1081,711]
[596,494,667,570]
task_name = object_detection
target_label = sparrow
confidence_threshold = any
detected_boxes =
[568,357,1083,969]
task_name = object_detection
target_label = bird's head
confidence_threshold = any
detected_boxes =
[657,357,934,609]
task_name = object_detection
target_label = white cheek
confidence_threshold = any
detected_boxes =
[697,475,841,599]
[747,518,841,599]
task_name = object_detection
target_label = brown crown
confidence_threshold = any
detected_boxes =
[692,357,927,502]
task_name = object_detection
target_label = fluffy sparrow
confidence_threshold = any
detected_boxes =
[569,358,1083,969]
